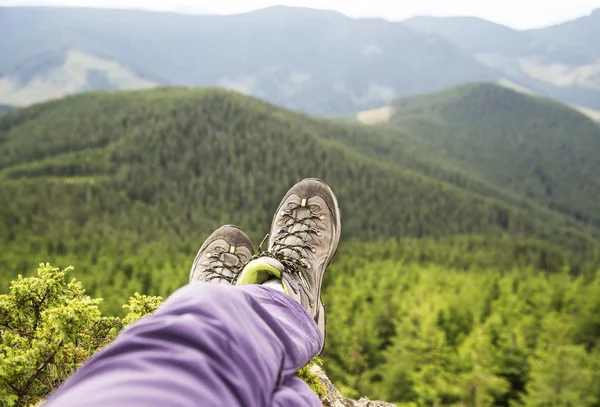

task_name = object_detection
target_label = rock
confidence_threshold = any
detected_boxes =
[311,365,395,407]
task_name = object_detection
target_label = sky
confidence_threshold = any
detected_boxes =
[1,0,599,29]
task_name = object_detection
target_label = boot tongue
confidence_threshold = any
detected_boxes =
[219,253,240,278]
[222,253,240,267]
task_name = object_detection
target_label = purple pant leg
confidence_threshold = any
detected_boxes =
[44,284,323,407]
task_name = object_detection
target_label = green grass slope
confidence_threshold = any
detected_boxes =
[388,83,600,227]
[0,87,598,313]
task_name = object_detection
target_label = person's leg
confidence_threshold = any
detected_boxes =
[45,177,341,407]
[238,178,341,356]
[44,282,323,407]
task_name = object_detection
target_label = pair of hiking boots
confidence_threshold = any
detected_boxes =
[189,178,341,350]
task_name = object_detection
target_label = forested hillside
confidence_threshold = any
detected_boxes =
[1,87,600,405]
[324,240,600,405]
[1,87,598,309]
[388,83,600,227]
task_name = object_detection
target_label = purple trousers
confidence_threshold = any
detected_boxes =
[44,284,323,407]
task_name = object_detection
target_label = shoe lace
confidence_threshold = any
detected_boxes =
[251,202,323,295]
[202,246,244,284]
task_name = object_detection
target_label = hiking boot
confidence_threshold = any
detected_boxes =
[238,178,341,352]
[190,225,254,285]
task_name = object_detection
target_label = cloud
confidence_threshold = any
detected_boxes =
[218,75,257,94]
[332,81,397,106]
[289,71,310,84]
[362,44,383,57]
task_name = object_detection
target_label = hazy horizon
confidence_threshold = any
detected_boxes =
[0,0,598,29]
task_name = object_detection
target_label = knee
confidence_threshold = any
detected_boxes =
[175,282,235,300]
[158,283,249,317]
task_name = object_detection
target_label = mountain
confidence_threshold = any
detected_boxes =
[403,15,600,114]
[2,87,600,406]
[3,6,600,116]
[530,9,600,57]
[0,6,502,115]
[1,86,598,312]
[404,16,532,55]
[387,83,600,226]
[0,105,13,113]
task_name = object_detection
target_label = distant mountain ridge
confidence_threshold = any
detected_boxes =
[403,12,600,114]
[0,6,507,115]
[1,6,599,116]
[530,8,600,56]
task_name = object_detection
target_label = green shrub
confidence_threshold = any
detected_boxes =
[0,264,162,406]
